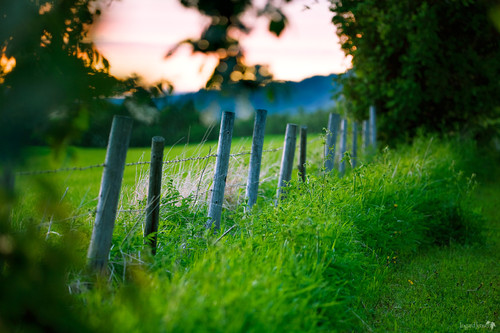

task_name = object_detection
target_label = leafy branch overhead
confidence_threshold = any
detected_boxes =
[0,1,134,160]
[169,0,293,90]
[330,0,500,144]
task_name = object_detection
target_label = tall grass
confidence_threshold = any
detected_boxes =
[2,135,487,332]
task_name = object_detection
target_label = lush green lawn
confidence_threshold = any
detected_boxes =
[366,157,500,332]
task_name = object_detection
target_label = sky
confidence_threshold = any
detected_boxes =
[91,0,351,92]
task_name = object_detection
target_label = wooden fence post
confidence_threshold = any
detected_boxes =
[369,105,377,148]
[352,121,358,168]
[362,120,369,153]
[338,119,348,177]
[144,136,165,255]
[207,111,235,232]
[276,123,297,204]
[245,109,267,211]
[324,113,340,172]
[298,126,307,182]
[87,115,133,273]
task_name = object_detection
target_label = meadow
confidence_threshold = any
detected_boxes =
[3,134,498,332]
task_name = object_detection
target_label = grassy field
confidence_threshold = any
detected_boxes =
[2,135,498,332]
[11,135,289,230]
[366,161,500,332]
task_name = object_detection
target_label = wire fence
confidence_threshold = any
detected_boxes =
[7,107,379,276]
[15,147,283,176]
[22,145,285,232]
[19,111,376,270]
[16,124,330,238]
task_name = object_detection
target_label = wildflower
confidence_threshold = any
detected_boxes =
[394,204,398,208]
[408,279,414,285]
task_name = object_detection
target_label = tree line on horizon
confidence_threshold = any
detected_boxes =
[72,97,334,147]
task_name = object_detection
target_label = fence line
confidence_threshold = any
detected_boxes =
[15,148,283,176]
[16,163,107,176]
[16,107,378,275]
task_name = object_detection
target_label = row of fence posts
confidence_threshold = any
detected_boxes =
[87,108,377,273]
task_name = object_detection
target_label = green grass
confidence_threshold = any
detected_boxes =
[1,135,495,332]
[10,135,286,232]
[15,135,286,205]
[365,148,500,332]
[368,245,499,332]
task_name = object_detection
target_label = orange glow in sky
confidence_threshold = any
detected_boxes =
[92,0,351,92]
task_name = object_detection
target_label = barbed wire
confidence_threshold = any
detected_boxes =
[16,147,283,176]
[16,163,106,176]
[124,153,218,167]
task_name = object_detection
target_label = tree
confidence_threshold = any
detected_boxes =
[0,1,133,165]
[330,0,500,144]
[171,0,292,90]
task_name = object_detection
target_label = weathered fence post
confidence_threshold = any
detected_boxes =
[362,120,369,152]
[369,105,377,148]
[144,136,165,255]
[245,109,267,211]
[298,126,307,182]
[324,113,340,172]
[87,115,133,273]
[352,122,358,168]
[276,123,297,204]
[207,111,235,232]
[338,119,348,177]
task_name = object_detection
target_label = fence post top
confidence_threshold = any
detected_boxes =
[152,136,165,143]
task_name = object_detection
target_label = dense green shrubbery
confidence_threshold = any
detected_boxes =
[330,0,500,144]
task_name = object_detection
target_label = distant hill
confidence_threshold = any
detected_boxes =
[154,74,340,118]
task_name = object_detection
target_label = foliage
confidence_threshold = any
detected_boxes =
[172,0,292,91]
[0,214,98,332]
[330,0,500,144]
[0,1,133,163]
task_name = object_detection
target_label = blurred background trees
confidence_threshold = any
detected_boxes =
[330,0,500,145]
[0,0,129,166]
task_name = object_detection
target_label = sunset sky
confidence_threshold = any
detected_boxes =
[91,0,351,92]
